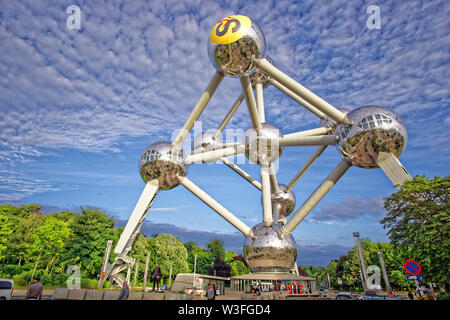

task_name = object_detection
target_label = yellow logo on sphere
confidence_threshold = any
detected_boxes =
[210,15,252,45]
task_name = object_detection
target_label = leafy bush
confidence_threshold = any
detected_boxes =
[88,279,98,289]
[12,271,32,287]
[1,264,29,277]
[103,281,111,289]
[51,273,70,287]
[437,294,450,300]
[80,278,90,289]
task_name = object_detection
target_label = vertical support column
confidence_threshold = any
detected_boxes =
[133,261,139,289]
[168,265,173,289]
[378,251,393,295]
[255,82,265,123]
[261,165,273,227]
[126,265,131,283]
[143,253,150,292]
[98,240,113,288]
[240,75,261,131]
[353,232,369,292]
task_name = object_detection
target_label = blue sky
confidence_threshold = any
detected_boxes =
[0,0,449,266]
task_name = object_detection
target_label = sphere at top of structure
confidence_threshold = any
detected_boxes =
[242,123,283,165]
[192,131,223,153]
[250,55,274,88]
[208,15,266,77]
[271,184,296,217]
[243,223,297,273]
[319,107,351,129]
[139,141,188,190]
[336,105,408,168]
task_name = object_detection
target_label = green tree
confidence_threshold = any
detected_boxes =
[151,234,189,280]
[4,205,44,265]
[230,260,251,276]
[30,216,71,271]
[184,241,212,275]
[207,238,225,259]
[381,175,450,291]
[63,207,115,277]
[0,212,14,261]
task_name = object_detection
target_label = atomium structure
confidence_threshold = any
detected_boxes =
[107,15,412,285]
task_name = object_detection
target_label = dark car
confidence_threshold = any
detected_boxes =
[334,292,353,300]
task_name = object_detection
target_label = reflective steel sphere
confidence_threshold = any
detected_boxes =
[250,56,274,88]
[320,108,351,128]
[208,15,266,77]
[243,223,297,273]
[271,184,296,217]
[139,141,188,190]
[192,131,223,153]
[242,123,283,165]
[336,106,408,168]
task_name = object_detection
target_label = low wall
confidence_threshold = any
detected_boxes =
[52,288,192,300]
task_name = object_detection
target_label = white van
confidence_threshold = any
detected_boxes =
[0,279,14,300]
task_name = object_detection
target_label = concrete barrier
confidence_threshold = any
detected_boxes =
[67,289,87,300]
[52,288,69,300]
[142,292,165,300]
[103,290,121,300]
[85,289,104,300]
[128,291,143,300]
[241,293,259,300]
[165,292,177,300]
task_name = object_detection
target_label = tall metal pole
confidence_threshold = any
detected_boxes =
[143,253,150,292]
[353,232,368,292]
[168,265,173,289]
[133,261,139,289]
[192,255,197,289]
[378,251,393,295]
[98,240,113,288]
[126,265,131,283]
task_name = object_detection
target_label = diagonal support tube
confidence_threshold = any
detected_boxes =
[279,134,337,147]
[221,157,261,190]
[241,75,261,131]
[114,180,160,255]
[178,176,255,238]
[171,71,224,151]
[269,78,326,119]
[214,92,245,139]
[286,145,328,191]
[281,159,352,236]
[186,144,244,164]
[255,58,350,124]
[283,127,332,140]
[261,165,273,227]
[269,163,280,195]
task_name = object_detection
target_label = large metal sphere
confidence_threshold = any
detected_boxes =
[192,131,223,153]
[243,223,297,273]
[271,184,296,217]
[250,56,274,88]
[336,106,408,168]
[139,141,188,190]
[242,123,283,165]
[208,15,266,77]
[320,108,351,128]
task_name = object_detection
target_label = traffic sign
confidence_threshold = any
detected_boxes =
[403,259,422,276]
[406,275,424,281]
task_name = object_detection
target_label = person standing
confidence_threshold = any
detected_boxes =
[212,284,217,300]
[118,280,130,300]
[26,277,43,300]
[152,263,162,292]
[408,290,414,300]
[206,283,215,300]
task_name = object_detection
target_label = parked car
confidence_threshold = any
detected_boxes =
[0,279,14,300]
[334,292,353,300]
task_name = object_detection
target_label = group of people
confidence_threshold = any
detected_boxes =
[206,283,218,300]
